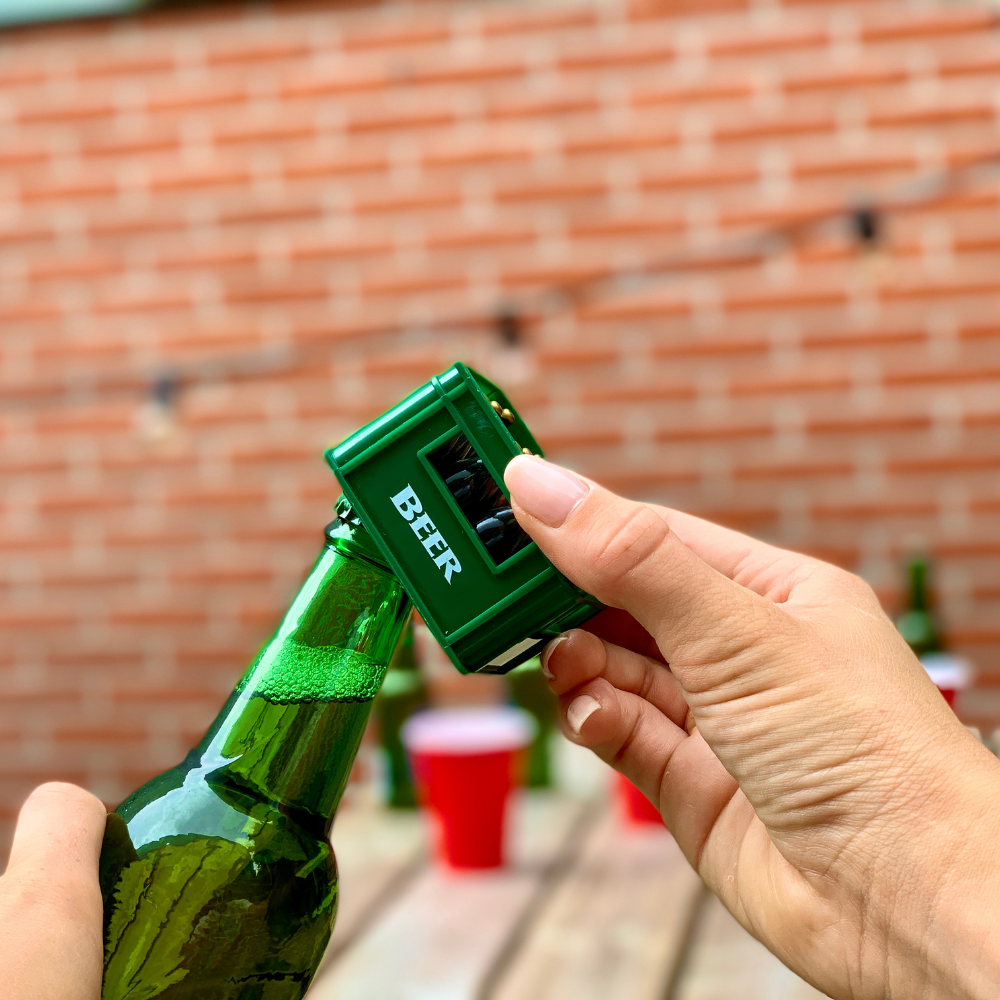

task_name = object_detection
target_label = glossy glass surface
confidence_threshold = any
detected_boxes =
[100,524,411,1000]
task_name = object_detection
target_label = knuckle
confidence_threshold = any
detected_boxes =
[612,701,645,766]
[827,566,880,607]
[584,504,669,593]
[2,869,71,916]
[819,562,862,592]
[636,658,658,702]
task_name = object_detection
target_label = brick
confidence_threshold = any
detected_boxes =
[2,0,1000,854]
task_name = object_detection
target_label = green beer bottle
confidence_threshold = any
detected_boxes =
[98,499,411,1000]
[895,556,942,658]
[506,658,556,788]
[375,619,426,808]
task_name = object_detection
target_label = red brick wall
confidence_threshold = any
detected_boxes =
[3,0,1000,850]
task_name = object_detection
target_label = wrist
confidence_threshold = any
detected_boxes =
[873,752,1000,998]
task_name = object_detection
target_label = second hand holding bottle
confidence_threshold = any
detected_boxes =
[98,363,602,1000]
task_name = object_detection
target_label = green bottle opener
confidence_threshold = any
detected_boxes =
[326,362,601,674]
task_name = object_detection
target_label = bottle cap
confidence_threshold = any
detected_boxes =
[325,496,391,569]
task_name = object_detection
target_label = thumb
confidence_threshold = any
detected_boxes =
[504,455,789,690]
[7,782,107,881]
[0,783,106,1000]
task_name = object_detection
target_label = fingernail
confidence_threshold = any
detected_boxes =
[566,695,601,736]
[504,455,589,528]
[540,634,568,679]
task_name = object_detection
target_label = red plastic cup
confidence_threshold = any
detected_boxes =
[616,772,664,826]
[922,653,972,710]
[403,707,535,869]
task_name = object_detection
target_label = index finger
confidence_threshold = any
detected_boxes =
[649,506,829,606]
[583,608,665,663]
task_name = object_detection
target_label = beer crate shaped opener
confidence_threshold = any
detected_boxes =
[326,363,601,674]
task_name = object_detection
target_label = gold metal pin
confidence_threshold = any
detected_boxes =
[522,447,532,455]
[500,408,515,425]
[490,400,503,416]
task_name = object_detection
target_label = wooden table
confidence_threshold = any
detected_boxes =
[307,789,826,1000]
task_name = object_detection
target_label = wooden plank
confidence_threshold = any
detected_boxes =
[671,895,828,1000]
[309,790,589,1000]
[489,813,703,1000]
[310,798,425,985]
[316,865,540,1000]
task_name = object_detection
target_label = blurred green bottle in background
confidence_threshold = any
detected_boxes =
[506,657,557,788]
[375,618,427,808]
[895,556,942,658]
[98,500,411,1000]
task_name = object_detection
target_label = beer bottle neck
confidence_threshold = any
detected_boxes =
[908,560,928,611]
[897,557,940,657]
[195,512,411,836]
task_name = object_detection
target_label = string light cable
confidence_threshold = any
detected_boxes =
[2,146,999,415]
